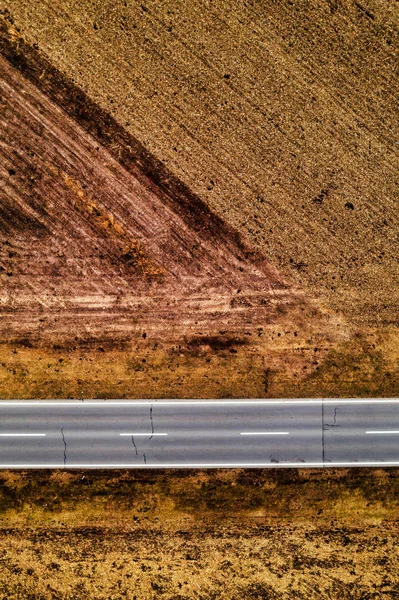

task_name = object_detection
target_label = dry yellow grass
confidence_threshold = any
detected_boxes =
[1,468,399,598]
[59,169,166,279]
[0,314,398,397]
[1,524,398,599]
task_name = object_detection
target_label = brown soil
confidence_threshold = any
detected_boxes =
[0,2,398,396]
[0,31,359,396]
[0,0,397,326]
[0,48,308,345]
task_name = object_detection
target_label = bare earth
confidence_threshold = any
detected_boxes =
[0,22,363,398]
[0,7,398,396]
[0,0,397,326]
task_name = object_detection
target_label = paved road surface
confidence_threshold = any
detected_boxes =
[0,400,398,468]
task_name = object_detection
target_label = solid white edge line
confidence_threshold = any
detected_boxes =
[240,432,289,435]
[0,399,398,406]
[366,431,399,434]
[120,433,168,436]
[1,462,399,468]
[0,433,46,437]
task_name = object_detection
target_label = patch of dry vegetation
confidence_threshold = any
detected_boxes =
[0,342,268,398]
[0,468,399,598]
[58,169,165,280]
[0,323,397,398]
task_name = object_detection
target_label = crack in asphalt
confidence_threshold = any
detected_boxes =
[323,406,339,429]
[322,404,339,465]
[131,435,138,456]
[61,428,67,466]
[149,404,154,440]
[143,453,147,465]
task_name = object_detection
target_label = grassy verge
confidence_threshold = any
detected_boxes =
[1,468,399,527]
[0,326,397,398]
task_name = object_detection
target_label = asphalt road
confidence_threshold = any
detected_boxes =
[0,400,398,468]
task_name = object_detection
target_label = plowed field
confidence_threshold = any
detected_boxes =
[0,1,398,397]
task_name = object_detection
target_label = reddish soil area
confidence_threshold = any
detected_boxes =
[0,51,324,350]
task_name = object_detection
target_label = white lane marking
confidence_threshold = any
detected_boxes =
[240,432,289,435]
[1,461,399,468]
[366,431,399,434]
[0,433,46,437]
[0,399,398,405]
[120,433,168,436]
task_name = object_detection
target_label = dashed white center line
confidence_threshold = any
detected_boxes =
[240,432,289,436]
[0,433,46,437]
[120,433,168,436]
[366,431,399,435]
